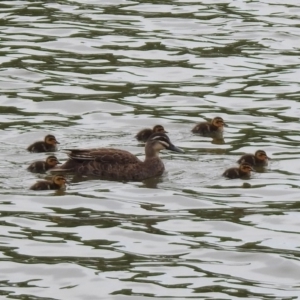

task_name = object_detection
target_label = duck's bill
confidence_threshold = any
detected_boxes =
[55,141,60,144]
[168,144,185,153]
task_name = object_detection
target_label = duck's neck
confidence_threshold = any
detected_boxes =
[144,146,160,160]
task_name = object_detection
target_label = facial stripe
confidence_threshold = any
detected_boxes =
[159,141,169,148]
[151,135,164,140]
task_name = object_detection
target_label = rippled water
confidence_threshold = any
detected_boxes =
[1,0,300,299]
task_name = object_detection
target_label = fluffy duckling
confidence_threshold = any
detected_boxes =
[30,175,67,190]
[192,117,225,135]
[27,134,60,153]
[237,150,269,167]
[223,162,254,179]
[51,133,184,181]
[135,125,167,142]
[27,156,61,173]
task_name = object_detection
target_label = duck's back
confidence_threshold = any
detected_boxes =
[57,148,164,181]
[27,161,47,172]
[30,180,54,190]
[223,167,240,179]
[237,154,255,165]
[67,148,139,164]
[27,142,56,153]
[191,122,211,135]
[135,128,153,142]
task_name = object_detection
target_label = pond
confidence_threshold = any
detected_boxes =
[1,0,300,299]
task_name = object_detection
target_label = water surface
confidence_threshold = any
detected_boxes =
[1,0,300,299]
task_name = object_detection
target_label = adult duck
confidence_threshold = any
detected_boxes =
[52,133,184,181]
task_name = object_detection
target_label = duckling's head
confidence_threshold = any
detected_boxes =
[255,150,269,161]
[46,156,61,167]
[52,175,67,187]
[44,135,60,145]
[147,133,184,153]
[153,125,168,134]
[211,117,225,128]
[239,162,254,174]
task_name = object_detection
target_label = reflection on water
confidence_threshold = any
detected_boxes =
[1,0,300,299]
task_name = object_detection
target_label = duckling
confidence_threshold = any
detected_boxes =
[51,132,184,181]
[30,175,67,190]
[135,125,167,142]
[223,162,254,179]
[237,150,269,167]
[192,117,225,135]
[27,156,61,173]
[27,134,60,153]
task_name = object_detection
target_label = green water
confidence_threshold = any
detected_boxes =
[1,1,300,299]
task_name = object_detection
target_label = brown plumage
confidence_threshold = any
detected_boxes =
[192,117,225,135]
[237,150,269,167]
[30,175,67,190]
[27,156,60,173]
[27,134,60,153]
[223,163,254,179]
[135,125,168,142]
[51,133,184,181]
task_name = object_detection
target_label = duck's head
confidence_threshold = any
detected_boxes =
[52,175,67,187]
[46,156,61,167]
[147,133,184,153]
[255,150,270,161]
[44,135,60,145]
[239,162,254,174]
[211,117,226,128]
[153,125,168,134]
